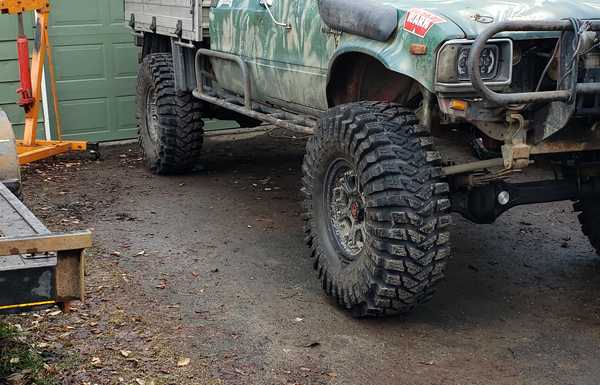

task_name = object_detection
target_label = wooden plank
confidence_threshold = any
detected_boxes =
[55,250,85,302]
[0,231,92,257]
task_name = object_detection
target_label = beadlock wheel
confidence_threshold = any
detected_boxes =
[302,101,452,317]
[136,53,205,175]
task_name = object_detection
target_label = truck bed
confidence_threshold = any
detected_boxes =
[125,0,212,41]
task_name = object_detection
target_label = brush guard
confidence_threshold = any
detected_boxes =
[469,20,600,142]
[469,20,600,105]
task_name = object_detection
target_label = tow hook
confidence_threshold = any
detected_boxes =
[502,112,531,170]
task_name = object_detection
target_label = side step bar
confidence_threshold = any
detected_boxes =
[193,48,316,135]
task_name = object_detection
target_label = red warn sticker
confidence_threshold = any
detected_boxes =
[403,8,446,38]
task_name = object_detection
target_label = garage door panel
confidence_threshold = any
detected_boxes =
[113,43,139,77]
[61,128,136,142]
[55,80,113,100]
[115,96,136,130]
[51,1,102,27]
[53,45,106,81]
[110,0,127,25]
[59,98,108,133]
[112,80,137,96]
[47,0,139,142]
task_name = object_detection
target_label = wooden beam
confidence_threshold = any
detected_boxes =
[0,231,92,257]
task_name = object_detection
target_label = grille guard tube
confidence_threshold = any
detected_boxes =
[468,20,600,105]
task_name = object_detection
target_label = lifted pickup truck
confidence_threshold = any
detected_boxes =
[126,0,600,317]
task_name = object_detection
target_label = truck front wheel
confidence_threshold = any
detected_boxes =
[302,101,452,317]
[575,199,600,255]
[136,53,204,174]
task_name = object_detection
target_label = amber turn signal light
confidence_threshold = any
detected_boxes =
[450,99,468,111]
[410,44,427,55]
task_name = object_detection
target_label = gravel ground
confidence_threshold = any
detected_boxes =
[4,131,600,385]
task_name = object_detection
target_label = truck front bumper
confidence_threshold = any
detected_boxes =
[469,19,600,105]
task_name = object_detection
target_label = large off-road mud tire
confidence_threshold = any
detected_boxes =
[575,199,600,255]
[302,101,452,317]
[136,53,204,174]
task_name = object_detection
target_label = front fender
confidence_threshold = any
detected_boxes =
[329,8,465,92]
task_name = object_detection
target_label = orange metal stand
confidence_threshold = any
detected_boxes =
[1,0,87,164]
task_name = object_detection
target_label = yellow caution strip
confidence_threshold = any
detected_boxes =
[0,300,56,311]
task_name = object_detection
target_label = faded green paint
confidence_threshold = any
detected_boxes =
[210,0,335,110]
[208,0,600,111]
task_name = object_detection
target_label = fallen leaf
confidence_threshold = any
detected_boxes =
[234,368,246,375]
[6,373,24,384]
[304,342,320,348]
[325,372,337,378]
[48,310,62,317]
[177,357,191,367]
[120,350,132,358]
[135,379,145,385]
[91,357,102,367]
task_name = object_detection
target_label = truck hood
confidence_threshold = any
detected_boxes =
[384,0,600,38]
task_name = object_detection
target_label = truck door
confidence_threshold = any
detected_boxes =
[210,0,335,112]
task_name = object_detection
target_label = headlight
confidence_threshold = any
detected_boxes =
[457,46,498,80]
[436,39,512,88]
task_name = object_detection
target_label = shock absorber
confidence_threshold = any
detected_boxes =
[15,13,34,111]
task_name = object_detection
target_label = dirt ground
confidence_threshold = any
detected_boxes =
[4,130,600,385]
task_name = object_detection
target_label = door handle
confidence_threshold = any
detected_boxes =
[258,0,291,29]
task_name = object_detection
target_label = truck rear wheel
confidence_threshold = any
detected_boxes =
[575,199,600,255]
[136,53,204,174]
[302,101,452,317]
